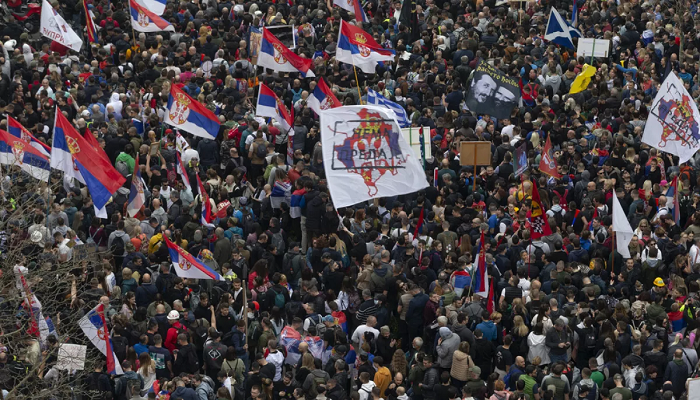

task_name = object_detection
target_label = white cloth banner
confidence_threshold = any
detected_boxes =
[612,194,633,258]
[319,105,428,208]
[40,0,83,51]
[642,72,700,164]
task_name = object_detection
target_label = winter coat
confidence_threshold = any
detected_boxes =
[436,328,461,368]
[451,350,475,382]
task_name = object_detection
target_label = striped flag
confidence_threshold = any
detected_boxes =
[196,174,214,228]
[366,89,411,128]
[83,0,98,44]
[78,303,124,375]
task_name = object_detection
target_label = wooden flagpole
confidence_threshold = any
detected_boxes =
[353,65,363,105]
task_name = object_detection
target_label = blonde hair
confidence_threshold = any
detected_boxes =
[513,315,529,337]
[122,268,132,280]
[301,352,315,369]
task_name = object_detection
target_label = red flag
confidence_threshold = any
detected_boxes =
[539,135,562,178]
[527,179,553,240]
[414,207,424,237]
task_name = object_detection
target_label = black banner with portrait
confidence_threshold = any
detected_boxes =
[465,60,521,120]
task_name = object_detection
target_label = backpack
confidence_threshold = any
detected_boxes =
[306,314,322,335]
[270,287,286,309]
[369,270,386,292]
[116,160,129,178]
[197,381,216,400]
[111,235,126,258]
[255,142,267,159]
[86,227,101,248]
[122,376,142,400]
[680,165,696,185]
[241,208,255,235]
[269,230,286,253]
[584,328,597,351]
[347,291,361,314]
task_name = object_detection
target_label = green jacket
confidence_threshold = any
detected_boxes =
[116,152,135,175]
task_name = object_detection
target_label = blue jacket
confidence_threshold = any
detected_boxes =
[171,386,198,400]
[406,293,429,326]
[135,282,158,308]
[475,320,497,341]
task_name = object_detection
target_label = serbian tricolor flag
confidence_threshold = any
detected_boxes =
[126,157,146,217]
[527,179,553,240]
[165,85,220,140]
[336,19,395,73]
[14,265,56,345]
[7,116,50,157]
[306,78,341,115]
[670,177,681,225]
[196,174,215,228]
[54,111,126,209]
[333,0,368,22]
[83,0,98,44]
[176,151,192,192]
[473,231,490,298]
[413,207,424,237]
[164,236,224,280]
[257,28,315,77]
[129,0,174,32]
[78,303,124,375]
[539,135,561,178]
[256,83,293,133]
[0,129,50,182]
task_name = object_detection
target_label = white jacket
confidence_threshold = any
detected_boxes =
[527,332,550,365]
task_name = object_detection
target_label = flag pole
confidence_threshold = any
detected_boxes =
[353,64,363,105]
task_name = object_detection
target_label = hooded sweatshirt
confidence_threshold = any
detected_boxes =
[476,320,497,341]
[374,366,392,398]
[358,381,377,400]
[437,327,461,368]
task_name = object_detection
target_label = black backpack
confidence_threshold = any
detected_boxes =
[111,235,126,257]
[584,328,596,351]
[241,208,255,235]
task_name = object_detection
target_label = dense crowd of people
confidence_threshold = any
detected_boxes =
[2,0,700,400]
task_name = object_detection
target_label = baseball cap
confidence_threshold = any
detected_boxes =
[167,310,180,320]
[323,315,334,323]
[654,277,665,287]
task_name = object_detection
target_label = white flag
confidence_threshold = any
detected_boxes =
[612,194,633,258]
[78,304,124,375]
[642,72,700,164]
[319,105,428,208]
[40,0,83,51]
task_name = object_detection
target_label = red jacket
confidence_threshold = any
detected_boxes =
[165,321,186,352]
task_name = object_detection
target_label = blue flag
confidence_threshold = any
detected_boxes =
[366,89,411,127]
[545,7,576,49]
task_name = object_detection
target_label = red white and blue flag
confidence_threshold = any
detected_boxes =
[473,231,489,297]
[670,177,681,225]
[333,0,368,22]
[126,157,146,217]
[0,128,50,181]
[14,265,56,345]
[258,28,315,77]
[256,83,293,133]
[472,231,494,313]
[78,303,123,375]
[83,0,98,44]
[196,174,215,228]
[7,116,50,157]
[176,151,192,192]
[165,84,220,139]
[307,78,341,116]
[336,19,395,73]
[53,111,126,209]
[164,236,224,281]
[129,0,174,32]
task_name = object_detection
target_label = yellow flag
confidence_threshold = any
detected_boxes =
[569,64,597,94]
